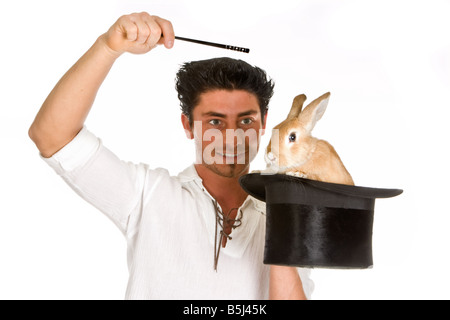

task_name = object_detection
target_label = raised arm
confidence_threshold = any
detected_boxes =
[28,12,175,157]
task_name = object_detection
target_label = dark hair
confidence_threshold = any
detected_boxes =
[175,57,275,126]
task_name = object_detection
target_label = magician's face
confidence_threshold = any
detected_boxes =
[181,89,267,178]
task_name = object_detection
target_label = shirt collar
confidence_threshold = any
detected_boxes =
[177,164,266,214]
[177,163,203,183]
[177,164,266,259]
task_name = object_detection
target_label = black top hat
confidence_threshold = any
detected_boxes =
[239,173,403,269]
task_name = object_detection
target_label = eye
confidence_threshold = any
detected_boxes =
[208,119,221,126]
[240,118,253,125]
[289,132,296,143]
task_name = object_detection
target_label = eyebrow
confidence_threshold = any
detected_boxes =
[202,110,259,118]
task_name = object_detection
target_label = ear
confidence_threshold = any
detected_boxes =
[181,113,194,139]
[287,94,307,119]
[298,92,330,133]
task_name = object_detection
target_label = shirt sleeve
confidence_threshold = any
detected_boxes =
[40,126,162,235]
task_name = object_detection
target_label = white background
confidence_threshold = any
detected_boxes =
[1,0,449,299]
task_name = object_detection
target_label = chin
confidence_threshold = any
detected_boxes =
[209,163,250,178]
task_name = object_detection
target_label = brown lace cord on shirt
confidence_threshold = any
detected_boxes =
[213,200,243,271]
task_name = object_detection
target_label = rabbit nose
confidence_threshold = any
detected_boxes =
[267,152,276,161]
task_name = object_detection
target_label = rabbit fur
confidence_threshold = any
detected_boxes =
[264,92,354,185]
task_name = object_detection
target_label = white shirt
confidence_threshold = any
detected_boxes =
[42,127,314,299]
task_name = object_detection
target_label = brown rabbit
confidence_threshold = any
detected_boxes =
[264,92,354,185]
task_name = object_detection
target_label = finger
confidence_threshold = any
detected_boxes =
[153,15,175,49]
[131,13,151,44]
[143,15,162,49]
[117,15,138,42]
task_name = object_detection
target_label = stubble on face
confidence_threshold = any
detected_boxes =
[202,159,249,179]
[189,90,265,180]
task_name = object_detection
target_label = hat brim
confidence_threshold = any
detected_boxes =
[239,173,403,202]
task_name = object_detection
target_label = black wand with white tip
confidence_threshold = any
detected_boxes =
[170,35,250,53]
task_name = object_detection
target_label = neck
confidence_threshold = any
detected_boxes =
[194,164,249,212]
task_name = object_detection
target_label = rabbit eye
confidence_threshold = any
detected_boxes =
[289,133,296,142]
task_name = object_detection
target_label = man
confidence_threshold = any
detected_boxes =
[29,12,313,299]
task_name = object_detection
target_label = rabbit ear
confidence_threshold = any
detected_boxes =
[298,92,331,133]
[287,94,307,119]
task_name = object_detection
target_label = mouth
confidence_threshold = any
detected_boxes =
[215,151,248,164]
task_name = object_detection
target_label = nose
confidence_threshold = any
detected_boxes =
[266,152,277,163]
[225,128,245,153]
